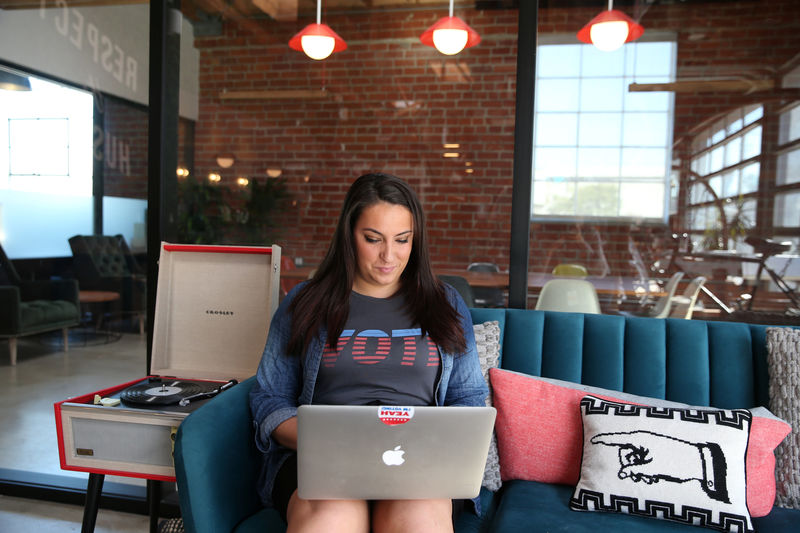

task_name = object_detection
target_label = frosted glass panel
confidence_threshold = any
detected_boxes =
[537,79,579,112]
[633,42,674,76]
[579,114,621,147]
[536,113,578,146]
[538,45,581,78]
[580,78,624,112]
[619,182,665,218]
[103,196,148,253]
[0,189,92,258]
[535,147,577,178]
[777,148,800,185]
[623,113,668,147]
[774,191,800,228]
[582,45,625,77]
[621,148,666,177]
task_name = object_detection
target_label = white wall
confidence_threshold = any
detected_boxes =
[0,3,199,119]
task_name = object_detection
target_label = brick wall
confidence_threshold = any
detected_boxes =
[187,1,799,278]
[102,96,148,199]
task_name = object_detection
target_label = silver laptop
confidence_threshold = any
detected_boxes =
[297,404,496,500]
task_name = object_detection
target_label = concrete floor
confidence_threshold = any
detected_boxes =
[0,331,157,531]
[0,494,150,532]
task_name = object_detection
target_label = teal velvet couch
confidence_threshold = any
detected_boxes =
[174,309,800,532]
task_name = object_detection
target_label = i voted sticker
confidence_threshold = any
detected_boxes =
[378,406,415,426]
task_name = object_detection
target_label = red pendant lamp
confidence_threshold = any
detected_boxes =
[577,0,644,52]
[420,0,480,56]
[289,0,346,60]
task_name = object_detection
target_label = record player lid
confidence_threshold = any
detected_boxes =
[150,243,281,381]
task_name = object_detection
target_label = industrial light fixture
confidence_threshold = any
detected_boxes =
[266,168,283,178]
[176,167,190,178]
[216,155,235,168]
[420,0,480,56]
[208,172,221,183]
[236,177,249,187]
[577,0,644,52]
[288,0,346,60]
[0,67,32,91]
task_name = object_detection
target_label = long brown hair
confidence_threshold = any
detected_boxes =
[287,172,466,356]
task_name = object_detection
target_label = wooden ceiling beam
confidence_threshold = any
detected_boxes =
[629,79,775,93]
[252,0,297,21]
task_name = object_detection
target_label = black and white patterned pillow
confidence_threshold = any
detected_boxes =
[570,396,753,533]
[473,320,501,491]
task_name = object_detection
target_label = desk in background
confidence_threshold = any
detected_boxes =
[282,266,659,299]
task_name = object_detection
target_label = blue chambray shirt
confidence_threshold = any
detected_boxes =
[249,281,489,512]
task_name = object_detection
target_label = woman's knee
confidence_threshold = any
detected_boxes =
[287,493,370,533]
[372,499,453,533]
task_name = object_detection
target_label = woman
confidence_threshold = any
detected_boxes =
[250,173,488,533]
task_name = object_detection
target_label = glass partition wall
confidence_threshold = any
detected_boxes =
[0,1,155,496]
[0,0,798,510]
[529,0,800,324]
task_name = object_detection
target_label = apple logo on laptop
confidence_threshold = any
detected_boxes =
[382,445,405,466]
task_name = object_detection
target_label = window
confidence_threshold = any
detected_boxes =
[9,118,70,176]
[532,39,677,220]
[686,104,763,251]
[0,76,93,196]
[775,100,800,231]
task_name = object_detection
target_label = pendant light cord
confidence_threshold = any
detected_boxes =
[449,0,454,17]
[317,0,322,24]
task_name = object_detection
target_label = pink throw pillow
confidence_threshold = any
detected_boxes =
[489,367,791,517]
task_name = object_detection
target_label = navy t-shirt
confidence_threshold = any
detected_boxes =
[312,291,440,406]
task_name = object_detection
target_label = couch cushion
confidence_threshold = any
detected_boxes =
[570,396,753,532]
[20,300,78,329]
[489,480,698,532]
[488,480,800,533]
[488,368,790,517]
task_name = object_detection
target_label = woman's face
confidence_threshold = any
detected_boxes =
[352,201,414,298]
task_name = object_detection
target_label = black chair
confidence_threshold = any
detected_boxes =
[467,262,506,307]
[439,274,475,308]
[0,244,80,365]
[68,234,146,334]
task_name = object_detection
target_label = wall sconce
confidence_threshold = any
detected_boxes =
[208,172,221,183]
[176,167,190,178]
[420,0,480,56]
[443,152,460,158]
[266,168,283,178]
[0,67,32,91]
[443,143,460,149]
[216,155,235,168]
[577,0,644,52]
[236,177,249,187]
[289,0,346,60]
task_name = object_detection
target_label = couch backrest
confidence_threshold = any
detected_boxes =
[470,308,780,411]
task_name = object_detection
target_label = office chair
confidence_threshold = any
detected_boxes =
[439,274,476,308]
[467,263,505,308]
[535,279,601,314]
[669,276,707,319]
[552,263,588,278]
[68,234,146,334]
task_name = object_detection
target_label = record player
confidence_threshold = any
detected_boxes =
[54,243,281,481]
